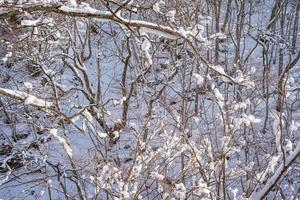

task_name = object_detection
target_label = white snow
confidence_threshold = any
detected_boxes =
[210,32,226,40]
[59,5,110,16]
[166,10,176,22]
[233,100,249,110]
[67,0,77,7]
[273,115,284,154]
[245,114,261,124]
[175,183,186,200]
[45,69,56,76]
[213,87,224,101]
[234,114,261,128]
[250,142,300,199]
[153,3,160,13]
[112,131,119,140]
[113,97,127,106]
[21,19,40,26]
[120,96,127,104]
[70,115,80,124]
[140,28,153,65]
[97,131,107,138]
[234,70,244,83]
[193,73,204,86]
[24,82,33,90]
[284,139,293,154]
[290,120,300,132]
[82,109,93,123]
[50,129,73,158]
[211,65,226,75]
[1,52,12,62]
[151,171,164,181]
[4,89,53,108]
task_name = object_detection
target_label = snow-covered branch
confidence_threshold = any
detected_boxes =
[0,3,181,39]
[1,1,299,199]
[0,87,53,108]
[250,141,300,199]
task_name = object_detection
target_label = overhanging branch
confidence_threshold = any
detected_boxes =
[0,3,181,39]
[0,87,53,108]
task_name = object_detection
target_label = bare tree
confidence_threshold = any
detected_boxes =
[0,0,299,199]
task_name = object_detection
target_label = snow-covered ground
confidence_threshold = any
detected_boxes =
[0,0,299,199]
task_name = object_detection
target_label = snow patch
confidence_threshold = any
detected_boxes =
[50,129,73,158]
